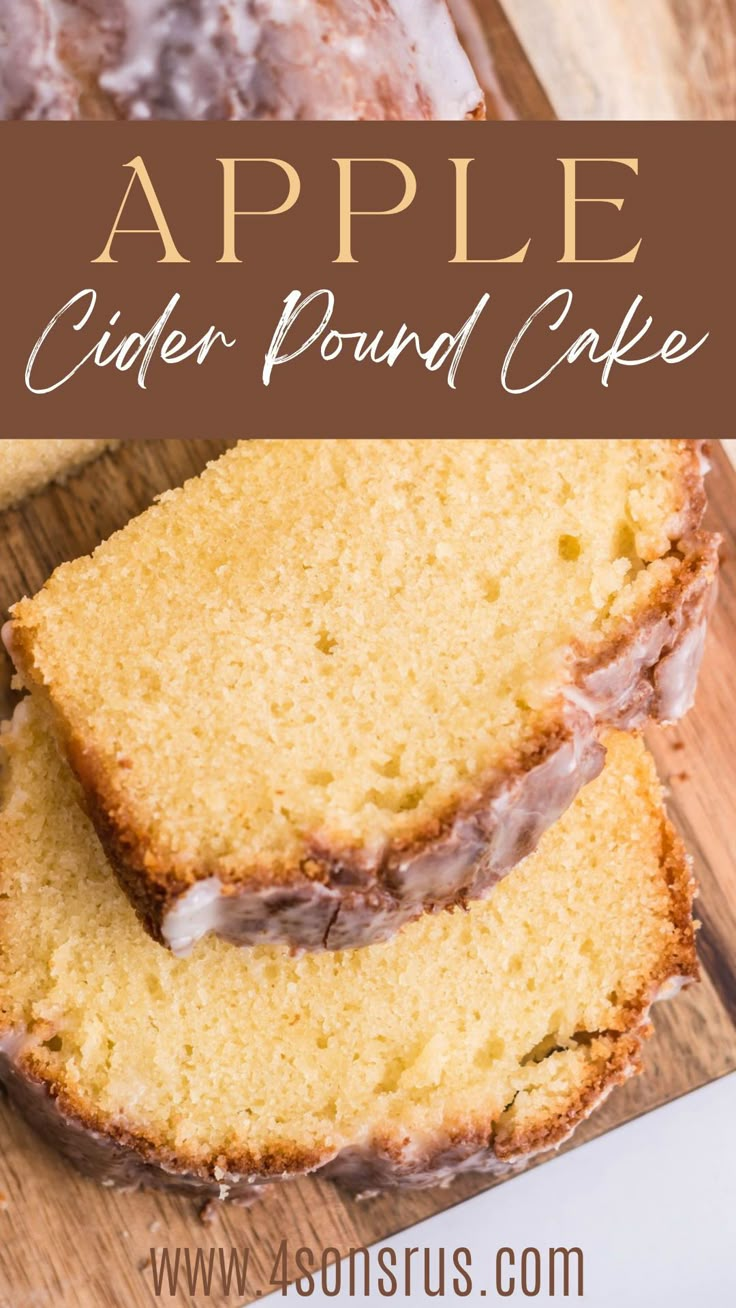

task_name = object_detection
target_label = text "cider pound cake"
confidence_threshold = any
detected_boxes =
[7,439,718,952]
[0,706,697,1201]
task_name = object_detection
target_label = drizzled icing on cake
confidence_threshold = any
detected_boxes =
[1,0,484,121]
[0,0,76,119]
[87,0,262,120]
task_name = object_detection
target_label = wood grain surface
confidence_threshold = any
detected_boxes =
[0,439,733,1308]
[468,0,736,119]
[451,0,555,119]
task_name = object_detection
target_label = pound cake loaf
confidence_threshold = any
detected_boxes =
[0,439,118,512]
[7,439,718,954]
[0,0,484,121]
[0,703,697,1200]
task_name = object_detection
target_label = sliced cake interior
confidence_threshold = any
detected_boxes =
[7,440,715,951]
[0,701,696,1192]
[0,439,118,512]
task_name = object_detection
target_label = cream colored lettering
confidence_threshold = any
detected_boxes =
[450,159,531,263]
[217,159,301,264]
[333,158,417,264]
[92,156,189,264]
[558,158,642,264]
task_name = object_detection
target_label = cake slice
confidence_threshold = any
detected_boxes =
[1,0,484,121]
[7,440,718,953]
[0,439,118,512]
[0,703,697,1201]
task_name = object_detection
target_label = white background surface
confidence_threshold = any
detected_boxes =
[264,1073,736,1306]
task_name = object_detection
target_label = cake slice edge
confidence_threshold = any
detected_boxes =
[0,702,698,1204]
[5,440,719,954]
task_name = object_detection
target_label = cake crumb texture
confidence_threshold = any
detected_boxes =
[10,439,711,893]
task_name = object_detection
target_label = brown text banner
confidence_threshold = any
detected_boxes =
[0,122,731,438]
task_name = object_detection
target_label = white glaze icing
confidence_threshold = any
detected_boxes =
[0,0,75,119]
[3,0,483,120]
[653,620,707,723]
[389,0,484,117]
[161,876,231,955]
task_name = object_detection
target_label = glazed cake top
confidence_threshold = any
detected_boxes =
[0,0,484,121]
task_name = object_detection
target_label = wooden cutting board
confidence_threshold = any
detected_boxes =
[452,0,736,120]
[0,439,734,1308]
